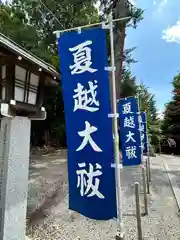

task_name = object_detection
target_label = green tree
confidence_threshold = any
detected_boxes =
[162,74,180,146]
[137,84,161,148]
[0,3,40,49]
[120,69,137,98]
[1,0,99,147]
[11,0,99,63]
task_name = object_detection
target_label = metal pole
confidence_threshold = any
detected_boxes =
[147,136,151,182]
[145,159,150,194]
[136,93,143,163]
[159,139,161,155]
[144,113,151,184]
[137,93,148,208]
[135,182,143,240]
[53,16,131,36]
[142,166,148,215]
[109,14,124,239]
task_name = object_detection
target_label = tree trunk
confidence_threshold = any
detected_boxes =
[108,0,129,134]
[114,0,128,99]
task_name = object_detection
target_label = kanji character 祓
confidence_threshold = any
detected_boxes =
[76,162,105,199]
[126,146,137,159]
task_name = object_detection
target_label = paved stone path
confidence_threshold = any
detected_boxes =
[27,155,180,239]
[138,156,180,239]
[162,155,180,210]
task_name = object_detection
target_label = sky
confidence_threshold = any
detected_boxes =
[126,0,180,115]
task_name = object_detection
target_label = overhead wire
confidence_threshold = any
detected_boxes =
[39,0,64,28]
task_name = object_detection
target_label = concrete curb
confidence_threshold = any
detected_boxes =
[162,158,180,211]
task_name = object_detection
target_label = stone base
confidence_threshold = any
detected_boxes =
[0,117,31,240]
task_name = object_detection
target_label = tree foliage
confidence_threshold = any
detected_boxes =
[0,0,99,147]
[136,84,161,147]
[0,3,40,50]
[10,0,99,63]
[120,69,137,98]
[162,74,180,146]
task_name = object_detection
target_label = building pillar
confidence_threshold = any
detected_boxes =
[0,116,31,240]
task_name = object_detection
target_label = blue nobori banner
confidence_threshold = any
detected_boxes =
[57,28,116,220]
[118,97,142,166]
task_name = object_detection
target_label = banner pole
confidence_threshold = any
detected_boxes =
[108,14,124,239]
[135,182,143,240]
[147,136,151,182]
[143,113,150,192]
[137,93,143,164]
[53,16,131,36]
[137,94,148,207]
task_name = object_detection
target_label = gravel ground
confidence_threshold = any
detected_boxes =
[27,156,180,240]
[27,156,67,218]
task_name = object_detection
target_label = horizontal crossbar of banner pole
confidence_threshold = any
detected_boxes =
[53,16,131,37]
[104,66,116,71]
[108,113,149,119]
[108,113,119,118]
[117,96,135,101]
[111,163,123,169]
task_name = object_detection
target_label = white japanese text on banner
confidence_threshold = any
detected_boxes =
[118,97,142,166]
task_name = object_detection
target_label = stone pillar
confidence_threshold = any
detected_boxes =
[0,116,31,240]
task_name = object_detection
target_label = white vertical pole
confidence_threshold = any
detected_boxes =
[137,96,143,160]
[144,113,151,182]
[135,182,143,240]
[108,14,124,238]
[137,95,149,215]
[137,94,143,162]
[147,136,151,182]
